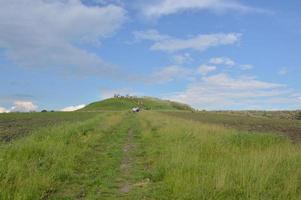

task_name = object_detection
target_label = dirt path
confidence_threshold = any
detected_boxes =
[119,128,135,194]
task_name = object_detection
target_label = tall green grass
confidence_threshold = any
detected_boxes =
[0,113,123,199]
[139,112,301,200]
[1,111,300,199]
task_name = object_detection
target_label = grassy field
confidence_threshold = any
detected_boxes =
[215,110,301,121]
[0,103,300,199]
[0,112,99,142]
[162,111,301,141]
[138,112,301,199]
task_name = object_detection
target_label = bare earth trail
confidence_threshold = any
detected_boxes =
[117,115,151,199]
[45,112,151,199]
[43,113,145,199]
[119,128,135,194]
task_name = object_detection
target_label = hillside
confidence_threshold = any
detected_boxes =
[80,96,193,111]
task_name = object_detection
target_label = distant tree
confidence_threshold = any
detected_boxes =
[41,110,47,113]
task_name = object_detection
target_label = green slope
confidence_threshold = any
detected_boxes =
[80,96,193,111]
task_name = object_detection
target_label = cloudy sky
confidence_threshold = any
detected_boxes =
[0,0,301,112]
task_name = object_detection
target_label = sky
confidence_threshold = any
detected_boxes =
[0,0,301,112]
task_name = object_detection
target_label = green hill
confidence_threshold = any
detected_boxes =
[80,96,193,111]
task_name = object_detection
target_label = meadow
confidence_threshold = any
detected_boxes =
[0,99,300,199]
[0,112,99,142]
[162,111,301,142]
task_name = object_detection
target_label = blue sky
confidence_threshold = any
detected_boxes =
[0,0,301,112]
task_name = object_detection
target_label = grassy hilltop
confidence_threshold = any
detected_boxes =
[0,97,300,199]
[80,96,193,111]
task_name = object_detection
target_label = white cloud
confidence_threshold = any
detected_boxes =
[169,73,297,110]
[0,107,9,113]
[134,30,241,52]
[209,57,254,70]
[152,33,241,52]
[202,74,283,90]
[278,67,288,76]
[10,101,38,112]
[134,29,170,41]
[148,65,193,83]
[197,64,216,75]
[61,104,86,112]
[92,0,124,6]
[209,57,235,66]
[172,53,193,64]
[0,0,126,77]
[141,0,270,18]
[240,64,253,70]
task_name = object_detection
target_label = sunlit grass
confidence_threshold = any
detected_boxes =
[139,111,301,200]
[0,111,300,199]
[0,112,124,199]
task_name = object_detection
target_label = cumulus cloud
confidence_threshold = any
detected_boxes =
[209,57,235,66]
[134,30,241,52]
[151,33,241,52]
[9,101,38,112]
[0,107,9,113]
[169,73,298,110]
[240,64,253,70]
[208,57,254,70]
[0,0,126,77]
[197,64,217,75]
[61,104,86,112]
[133,29,170,41]
[148,65,194,83]
[141,0,270,18]
[172,53,193,64]
[91,0,124,6]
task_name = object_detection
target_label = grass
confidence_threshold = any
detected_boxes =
[0,112,108,199]
[137,111,301,199]
[0,111,147,199]
[0,112,99,142]
[214,110,301,121]
[80,97,193,111]
[162,111,301,141]
[0,110,300,199]
[49,112,130,199]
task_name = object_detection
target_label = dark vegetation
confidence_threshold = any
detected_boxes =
[0,112,98,142]
[215,110,301,120]
[163,111,301,141]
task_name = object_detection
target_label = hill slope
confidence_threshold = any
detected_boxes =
[80,97,193,111]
